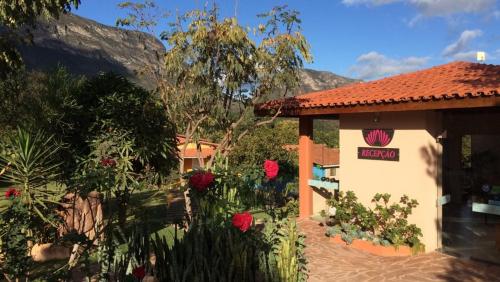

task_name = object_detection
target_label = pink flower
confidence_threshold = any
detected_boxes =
[189,171,215,192]
[5,188,20,199]
[264,160,279,180]
[232,211,253,232]
[132,265,146,279]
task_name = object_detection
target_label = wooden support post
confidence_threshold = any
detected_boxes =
[299,116,314,218]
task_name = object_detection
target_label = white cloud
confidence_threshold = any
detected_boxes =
[451,51,481,61]
[342,0,400,6]
[409,0,495,17]
[349,51,429,80]
[442,29,483,57]
[342,0,498,23]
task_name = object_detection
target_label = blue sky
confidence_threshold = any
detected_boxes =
[74,0,500,80]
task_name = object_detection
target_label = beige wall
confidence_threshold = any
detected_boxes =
[312,188,329,215]
[338,111,443,252]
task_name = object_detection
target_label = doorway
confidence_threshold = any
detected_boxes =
[442,130,500,264]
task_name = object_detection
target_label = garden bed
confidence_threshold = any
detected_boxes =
[329,234,414,257]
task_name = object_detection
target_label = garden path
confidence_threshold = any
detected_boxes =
[298,219,500,282]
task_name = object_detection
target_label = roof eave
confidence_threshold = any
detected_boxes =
[255,95,500,117]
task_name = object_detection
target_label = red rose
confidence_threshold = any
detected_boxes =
[264,160,279,180]
[5,188,20,199]
[100,158,116,167]
[132,265,146,280]
[232,211,253,232]
[189,171,215,192]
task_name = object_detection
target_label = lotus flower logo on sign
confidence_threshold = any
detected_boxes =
[358,129,399,161]
[362,129,394,147]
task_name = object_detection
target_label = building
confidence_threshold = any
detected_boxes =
[177,135,218,172]
[256,61,500,262]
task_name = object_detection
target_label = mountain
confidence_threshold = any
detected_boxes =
[297,68,359,94]
[16,13,358,91]
[17,13,163,88]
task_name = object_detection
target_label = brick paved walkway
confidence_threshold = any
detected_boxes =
[298,219,500,282]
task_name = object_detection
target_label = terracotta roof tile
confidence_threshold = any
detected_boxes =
[257,61,500,113]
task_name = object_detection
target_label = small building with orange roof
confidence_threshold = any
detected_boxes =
[257,61,500,260]
[177,135,218,172]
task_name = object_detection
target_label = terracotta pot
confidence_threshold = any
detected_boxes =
[329,235,414,256]
[329,234,346,245]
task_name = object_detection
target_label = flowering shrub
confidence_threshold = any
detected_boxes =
[107,159,306,281]
[99,157,117,167]
[188,171,215,192]
[132,265,146,280]
[5,187,20,199]
[232,211,253,232]
[264,160,279,180]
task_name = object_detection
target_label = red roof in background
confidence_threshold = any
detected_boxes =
[256,61,500,114]
[177,135,218,159]
[284,144,339,166]
[181,148,215,159]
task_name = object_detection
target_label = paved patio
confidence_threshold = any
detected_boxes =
[298,219,500,282]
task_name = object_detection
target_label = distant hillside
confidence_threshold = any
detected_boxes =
[298,68,359,94]
[15,13,358,91]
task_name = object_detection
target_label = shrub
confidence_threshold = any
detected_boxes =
[327,191,423,249]
[371,193,423,248]
[328,191,376,232]
[0,196,32,279]
[112,217,307,282]
[100,159,307,281]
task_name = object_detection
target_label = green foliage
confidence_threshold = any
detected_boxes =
[101,163,308,281]
[0,198,32,279]
[228,120,298,179]
[0,69,178,180]
[313,120,339,148]
[325,225,342,237]
[328,191,376,232]
[371,193,422,248]
[71,73,178,178]
[263,217,308,282]
[327,191,423,248]
[0,0,80,28]
[112,217,307,282]
[118,3,311,167]
[0,128,63,227]
[339,222,359,245]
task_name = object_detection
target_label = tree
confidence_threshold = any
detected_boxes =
[117,3,311,170]
[229,120,298,179]
[0,68,178,181]
[0,0,81,77]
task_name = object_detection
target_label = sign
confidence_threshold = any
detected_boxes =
[358,147,399,161]
[362,129,394,147]
[358,129,399,161]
